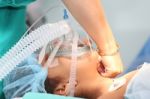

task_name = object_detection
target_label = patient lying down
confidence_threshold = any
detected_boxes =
[44,44,150,99]
[45,51,135,99]
[3,39,150,99]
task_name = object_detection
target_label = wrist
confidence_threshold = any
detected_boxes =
[97,43,119,56]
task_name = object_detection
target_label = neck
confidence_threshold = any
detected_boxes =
[97,70,137,99]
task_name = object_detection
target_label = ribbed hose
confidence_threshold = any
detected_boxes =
[0,21,66,65]
[0,20,70,80]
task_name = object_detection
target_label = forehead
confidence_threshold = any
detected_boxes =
[47,57,71,79]
[47,51,98,78]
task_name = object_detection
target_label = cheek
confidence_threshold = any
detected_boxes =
[77,63,97,80]
[77,56,98,71]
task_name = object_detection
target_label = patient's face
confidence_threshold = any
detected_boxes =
[46,51,103,98]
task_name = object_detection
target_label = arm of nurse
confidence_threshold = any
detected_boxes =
[63,0,123,77]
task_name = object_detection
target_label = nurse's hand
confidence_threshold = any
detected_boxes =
[97,52,123,78]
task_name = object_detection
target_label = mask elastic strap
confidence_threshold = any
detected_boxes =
[67,31,79,96]
[45,38,64,68]
[86,34,93,53]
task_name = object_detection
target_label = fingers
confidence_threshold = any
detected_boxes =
[101,67,123,78]
[97,55,123,78]
[97,63,122,78]
[97,51,122,78]
[97,62,105,74]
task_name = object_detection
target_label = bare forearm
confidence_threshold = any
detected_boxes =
[63,0,117,52]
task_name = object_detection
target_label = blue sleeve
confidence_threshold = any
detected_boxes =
[125,37,150,73]
[0,0,36,7]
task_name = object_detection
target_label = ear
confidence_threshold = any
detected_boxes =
[53,83,68,96]
[54,81,78,96]
[54,88,66,95]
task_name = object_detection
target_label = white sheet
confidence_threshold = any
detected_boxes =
[124,62,150,99]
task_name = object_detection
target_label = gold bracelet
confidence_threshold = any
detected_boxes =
[97,43,119,56]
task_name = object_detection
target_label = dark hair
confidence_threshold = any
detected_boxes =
[44,76,61,94]
[44,77,101,99]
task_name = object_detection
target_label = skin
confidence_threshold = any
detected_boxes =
[45,51,137,99]
[63,0,123,77]
[98,71,137,99]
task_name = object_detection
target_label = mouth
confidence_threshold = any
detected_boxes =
[97,62,106,74]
